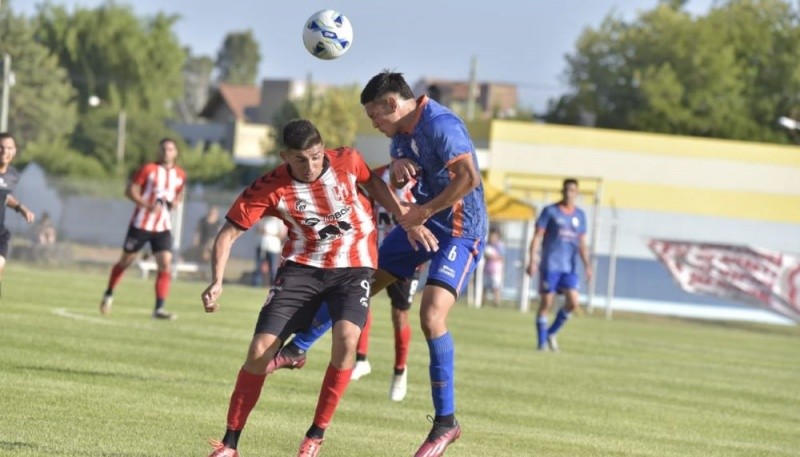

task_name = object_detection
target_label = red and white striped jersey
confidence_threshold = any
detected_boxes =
[226,147,377,269]
[129,162,186,232]
[373,164,415,245]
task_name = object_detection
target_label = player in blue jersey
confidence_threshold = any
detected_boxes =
[527,178,592,352]
[362,70,487,457]
[268,71,486,456]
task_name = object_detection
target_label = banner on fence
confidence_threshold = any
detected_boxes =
[648,239,800,322]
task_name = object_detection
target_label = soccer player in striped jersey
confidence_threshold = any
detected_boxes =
[99,138,186,319]
[201,119,436,457]
[527,178,592,351]
[269,163,422,402]
[0,133,36,298]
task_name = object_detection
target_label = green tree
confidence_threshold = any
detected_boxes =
[215,30,260,85]
[270,84,362,153]
[34,1,187,175]
[34,2,185,119]
[179,48,214,122]
[545,0,800,143]
[0,8,77,146]
[179,142,236,183]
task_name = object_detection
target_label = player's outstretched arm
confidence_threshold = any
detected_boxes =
[202,221,245,313]
[397,157,480,230]
[361,170,405,218]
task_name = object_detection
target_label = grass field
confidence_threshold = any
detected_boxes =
[1,264,799,456]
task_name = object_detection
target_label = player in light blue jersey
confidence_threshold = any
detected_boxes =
[527,178,593,352]
[364,71,486,457]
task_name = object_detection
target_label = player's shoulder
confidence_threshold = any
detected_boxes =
[327,147,366,166]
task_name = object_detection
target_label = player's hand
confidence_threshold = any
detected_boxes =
[391,158,419,183]
[526,262,538,277]
[398,203,431,230]
[21,208,35,224]
[584,265,593,282]
[406,225,438,252]
[201,282,223,313]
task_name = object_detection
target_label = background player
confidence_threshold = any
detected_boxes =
[527,178,592,351]
[0,133,36,297]
[99,138,186,320]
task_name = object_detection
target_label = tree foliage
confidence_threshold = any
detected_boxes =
[215,30,260,85]
[179,142,236,183]
[0,8,77,146]
[544,0,800,143]
[34,1,185,118]
[270,84,362,153]
[178,48,214,122]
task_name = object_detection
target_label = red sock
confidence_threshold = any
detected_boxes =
[106,263,126,291]
[155,271,171,300]
[313,364,354,429]
[226,368,267,430]
[394,324,411,370]
[356,310,372,356]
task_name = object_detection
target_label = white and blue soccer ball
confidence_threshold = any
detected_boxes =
[302,9,353,60]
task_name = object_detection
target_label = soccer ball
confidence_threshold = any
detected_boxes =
[302,9,353,60]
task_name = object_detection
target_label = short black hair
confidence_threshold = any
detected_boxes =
[159,137,177,149]
[563,178,578,189]
[282,119,323,150]
[0,132,16,145]
[360,70,415,104]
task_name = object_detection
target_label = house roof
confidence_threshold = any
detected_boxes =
[200,83,261,121]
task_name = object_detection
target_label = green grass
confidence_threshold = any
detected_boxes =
[1,264,799,456]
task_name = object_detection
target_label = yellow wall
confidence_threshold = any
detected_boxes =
[486,121,800,224]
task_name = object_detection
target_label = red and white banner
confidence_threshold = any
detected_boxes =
[648,239,800,323]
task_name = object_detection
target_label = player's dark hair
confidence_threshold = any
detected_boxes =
[282,119,323,150]
[0,132,16,145]
[159,137,177,150]
[563,178,578,189]
[361,70,415,104]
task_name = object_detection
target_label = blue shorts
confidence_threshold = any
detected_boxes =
[378,226,483,298]
[539,271,579,294]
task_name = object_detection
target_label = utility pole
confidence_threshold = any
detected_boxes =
[116,110,127,174]
[466,55,478,122]
[1,53,10,132]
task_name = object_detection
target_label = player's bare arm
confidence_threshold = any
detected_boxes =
[579,234,593,281]
[201,221,245,313]
[125,182,155,211]
[397,156,480,230]
[527,230,544,277]
[5,194,35,224]
[362,171,438,252]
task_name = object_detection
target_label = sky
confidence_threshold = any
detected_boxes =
[17,0,715,112]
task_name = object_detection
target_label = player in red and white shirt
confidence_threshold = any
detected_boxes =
[201,119,437,457]
[271,164,422,402]
[100,138,186,320]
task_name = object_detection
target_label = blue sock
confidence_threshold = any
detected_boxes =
[292,302,333,352]
[427,332,455,416]
[536,317,548,348]
[548,308,571,336]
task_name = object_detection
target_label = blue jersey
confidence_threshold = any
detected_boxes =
[536,203,587,274]
[390,96,487,240]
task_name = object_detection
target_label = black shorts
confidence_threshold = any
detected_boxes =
[0,227,9,258]
[122,226,172,254]
[386,271,421,311]
[254,261,374,341]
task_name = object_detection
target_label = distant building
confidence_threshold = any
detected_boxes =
[412,78,518,119]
